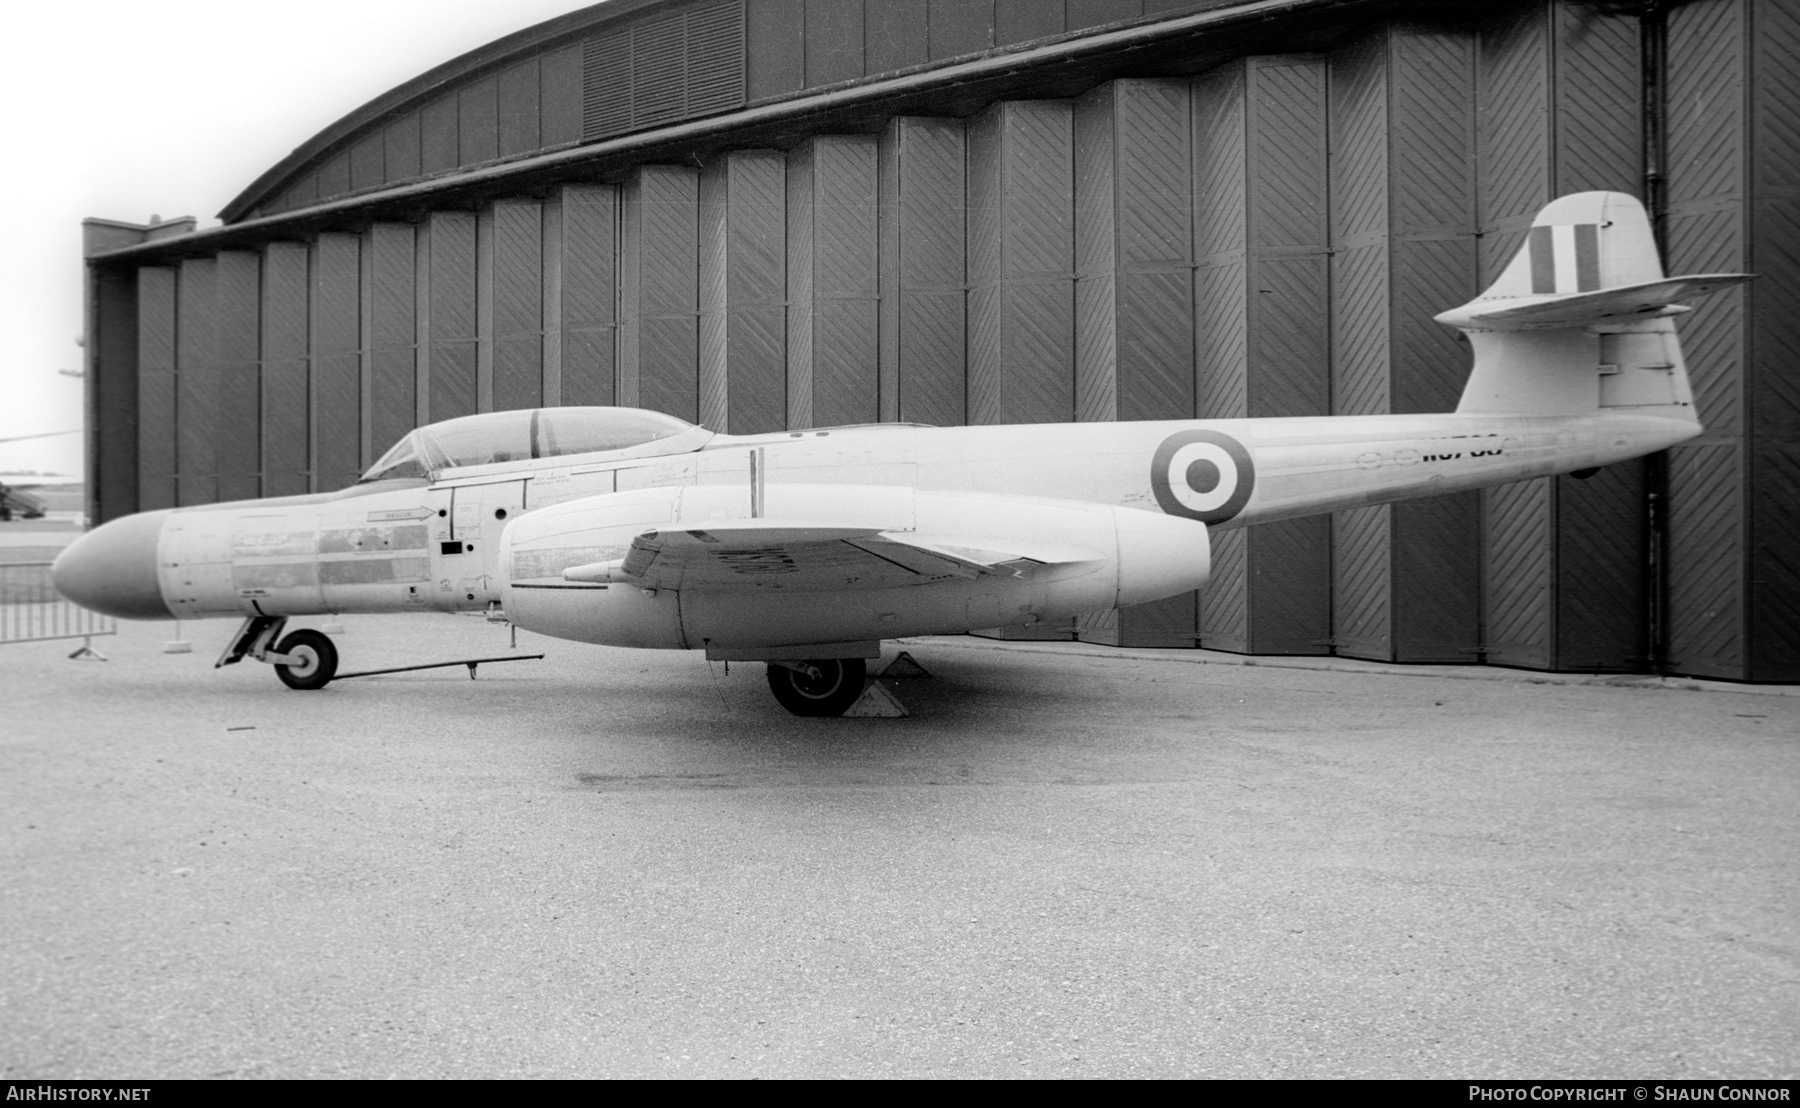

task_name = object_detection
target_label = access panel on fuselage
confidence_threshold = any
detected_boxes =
[439,478,528,607]
[526,463,614,511]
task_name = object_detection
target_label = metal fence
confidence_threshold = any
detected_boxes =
[0,562,115,658]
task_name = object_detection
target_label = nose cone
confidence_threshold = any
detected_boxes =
[52,510,174,619]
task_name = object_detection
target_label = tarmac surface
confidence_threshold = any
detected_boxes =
[2,604,1797,1079]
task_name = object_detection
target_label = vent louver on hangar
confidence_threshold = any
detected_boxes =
[582,0,745,142]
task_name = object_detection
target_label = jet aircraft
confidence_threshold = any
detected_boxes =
[54,193,1748,715]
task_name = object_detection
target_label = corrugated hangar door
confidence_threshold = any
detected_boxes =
[1328,25,1482,666]
[1192,55,1332,657]
[1662,0,1800,682]
[259,244,310,499]
[174,257,217,507]
[877,116,966,430]
[967,99,1076,430]
[309,233,362,492]
[699,150,785,435]
[1474,2,1650,675]
[422,211,479,425]
[363,223,416,464]
[620,166,700,422]
[787,135,880,430]
[550,184,620,409]
[966,97,1079,641]
[1072,78,1196,650]
[489,200,545,415]
[214,251,261,505]
[134,267,177,513]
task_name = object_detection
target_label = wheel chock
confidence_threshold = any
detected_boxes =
[879,651,932,679]
[843,680,909,718]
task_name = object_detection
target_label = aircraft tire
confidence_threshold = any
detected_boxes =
[766,658,867,717]
[274,629,339,691]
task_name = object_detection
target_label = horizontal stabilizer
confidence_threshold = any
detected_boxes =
[1438,274,1753,331]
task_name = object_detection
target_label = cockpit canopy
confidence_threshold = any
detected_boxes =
[359,407,700,482]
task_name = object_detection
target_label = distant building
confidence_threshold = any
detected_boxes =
[81,0,1799,681]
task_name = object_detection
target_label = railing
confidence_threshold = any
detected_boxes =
[0,561,115,658]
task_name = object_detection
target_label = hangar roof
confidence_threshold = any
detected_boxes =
[95,0,1457,265]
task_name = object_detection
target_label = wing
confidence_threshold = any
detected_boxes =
[561,519,1101,592]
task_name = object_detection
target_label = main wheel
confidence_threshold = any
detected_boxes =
[765,658,867,717]
[274,629,338,690]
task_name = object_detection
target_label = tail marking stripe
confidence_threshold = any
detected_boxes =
[1530,225,1556,294]
[1575,223,1600,291]
[1529,223,1602,294]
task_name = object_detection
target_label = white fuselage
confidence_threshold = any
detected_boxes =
[121,408,1695,654]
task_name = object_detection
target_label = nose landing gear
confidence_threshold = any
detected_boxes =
[271,629,339,690]
[215,616,341,689]
[214,614,542,689]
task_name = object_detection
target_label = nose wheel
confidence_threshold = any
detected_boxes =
[273,629,339,690]
[765,658,867,716]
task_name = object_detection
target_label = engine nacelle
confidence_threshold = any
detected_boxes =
[499,484,1210,652]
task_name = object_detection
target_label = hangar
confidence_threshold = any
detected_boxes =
[80,0,1798,681]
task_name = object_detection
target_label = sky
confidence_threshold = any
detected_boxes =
[0,0,600,477]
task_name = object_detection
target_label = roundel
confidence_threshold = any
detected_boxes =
[1151,430,1255,524]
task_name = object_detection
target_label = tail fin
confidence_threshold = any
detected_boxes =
[1437,192,1750,417]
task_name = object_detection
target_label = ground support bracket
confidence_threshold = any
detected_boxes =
[334,654,546,681]
[67,636,107,661]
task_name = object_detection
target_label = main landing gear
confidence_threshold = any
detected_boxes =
[765,658,867,717]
